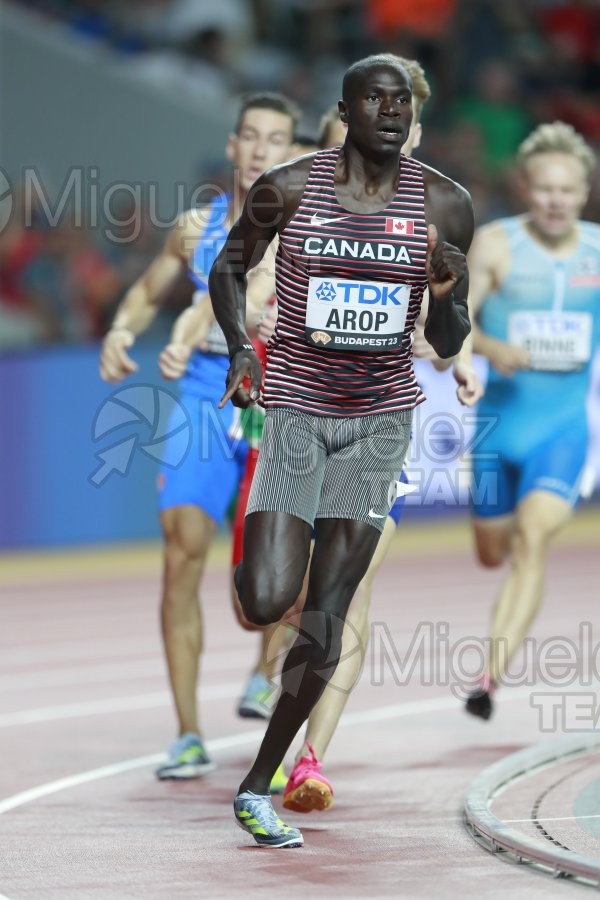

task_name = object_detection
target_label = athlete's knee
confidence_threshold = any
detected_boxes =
[163,537,205,586]
[231,582,263,631]
[477,544,507,568]
[162,511,211,575]
[238,567,301,627]
[236,610,263,631]
[474,524,511,568]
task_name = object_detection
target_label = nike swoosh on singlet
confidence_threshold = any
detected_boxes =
[310,214,351,227]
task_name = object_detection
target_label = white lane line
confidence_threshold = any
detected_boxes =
[504,814,600,824]
[1,676,567,729]
[0,693,171,727]
[0,682,243,727]
[0,660,165,691]
[0,728,265,815]
[0,687,535,816]
[0,650,249,691]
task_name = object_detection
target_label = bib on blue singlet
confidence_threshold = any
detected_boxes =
[305,275,410,352]
[508,310,593,371]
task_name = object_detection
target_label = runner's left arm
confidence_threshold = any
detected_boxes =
[159,237,279,381]
[209,159,308,407]
[423,174,474,359]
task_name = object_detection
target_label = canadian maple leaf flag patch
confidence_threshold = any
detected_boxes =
[385,218,415,235]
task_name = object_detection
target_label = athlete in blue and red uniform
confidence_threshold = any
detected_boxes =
[210,54,474,848]
[463,121,600,720]
[99,93,299,779]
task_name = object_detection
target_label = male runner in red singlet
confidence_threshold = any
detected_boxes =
[210,54,474,848]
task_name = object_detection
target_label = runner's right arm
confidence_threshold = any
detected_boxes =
[100,210,201,383]
[467,221,530,376]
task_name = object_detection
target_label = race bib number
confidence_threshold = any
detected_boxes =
[305,276,410,352]
[508,311,593,371]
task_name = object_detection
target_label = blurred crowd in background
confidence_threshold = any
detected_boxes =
[2,0,600,349]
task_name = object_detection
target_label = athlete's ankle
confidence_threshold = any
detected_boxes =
[295,740,324,764]
[178,725,201,738]
[239,777,271,796]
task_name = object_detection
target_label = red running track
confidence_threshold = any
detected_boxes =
[1,511,598,899]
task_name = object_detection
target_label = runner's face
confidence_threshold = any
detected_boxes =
[342,65,413,155]
[523,153,589,240]
[228,108,294,191]
[324,106,421,157]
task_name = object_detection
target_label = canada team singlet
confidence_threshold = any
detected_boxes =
[262,147,429,417]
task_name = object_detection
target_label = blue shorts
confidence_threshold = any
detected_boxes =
[471,410,588,518]
[158,354,248,525]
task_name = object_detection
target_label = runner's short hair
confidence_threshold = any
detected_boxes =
[235,92,301,137]
[517,121,596,182]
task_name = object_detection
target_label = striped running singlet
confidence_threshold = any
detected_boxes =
[262,147,428,417]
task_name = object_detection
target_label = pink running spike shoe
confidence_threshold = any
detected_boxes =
[283,743,334,813]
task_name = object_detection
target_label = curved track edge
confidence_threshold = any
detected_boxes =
[464,734,600,887]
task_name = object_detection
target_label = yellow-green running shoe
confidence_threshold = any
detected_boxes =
[234,791,303,848]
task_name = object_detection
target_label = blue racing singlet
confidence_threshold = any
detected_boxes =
[472,216,600,516]
[478,216,600,440]
[182,193,231,392]
[158,193,249,522]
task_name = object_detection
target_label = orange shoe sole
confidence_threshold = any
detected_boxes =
[282,778,334,813]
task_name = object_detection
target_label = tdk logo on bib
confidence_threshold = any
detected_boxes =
[315,280,406,306]
[306,276,410,352]
[316,282,337,302]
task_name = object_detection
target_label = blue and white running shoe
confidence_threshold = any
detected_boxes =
[155,732,216,780]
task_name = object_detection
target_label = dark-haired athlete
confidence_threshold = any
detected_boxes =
[210,54,474,848]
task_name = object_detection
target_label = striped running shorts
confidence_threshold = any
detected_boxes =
[246,407,412,533]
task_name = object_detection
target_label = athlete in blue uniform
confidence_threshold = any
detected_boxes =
[99,93,299,775]
[464,121,600,719]
[158,194,248,522]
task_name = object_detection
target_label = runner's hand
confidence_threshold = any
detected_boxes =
[426,224,468,303]
[159,343,192,380]
[100,328,138,383]
[219,348,262,408]
[453,361,484,407]
[487,340,530,377]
